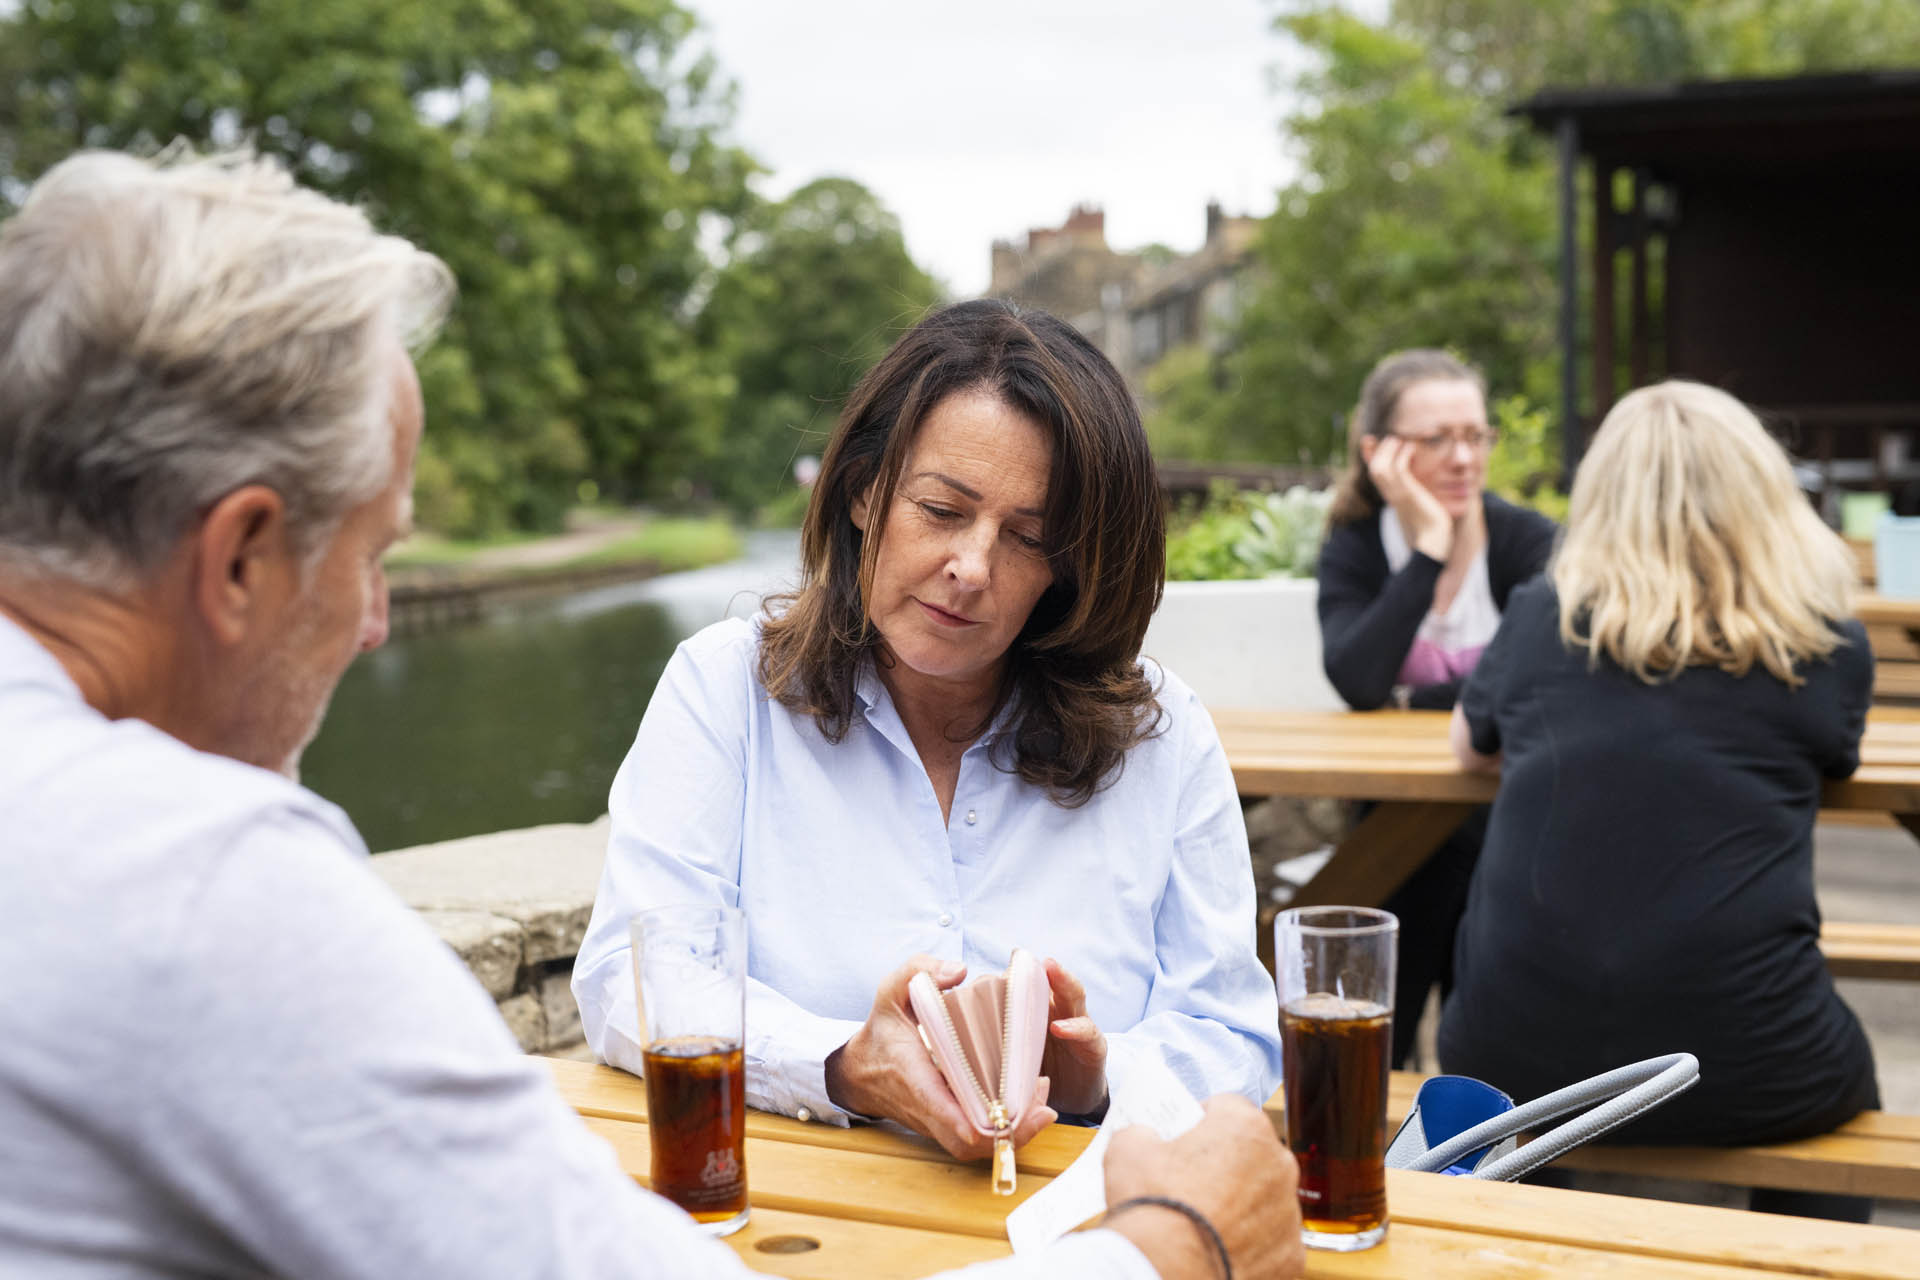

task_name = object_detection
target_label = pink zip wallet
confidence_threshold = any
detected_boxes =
[906,947,1050,1195]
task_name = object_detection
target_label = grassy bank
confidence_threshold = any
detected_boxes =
[386,510,744,578]
[556,517,742,574]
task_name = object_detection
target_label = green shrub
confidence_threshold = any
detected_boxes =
[1487,394,1569,523]
[1166,482,1333,581]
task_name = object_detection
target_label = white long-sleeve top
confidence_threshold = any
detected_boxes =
[573,618,1283,1126]
[0,614,1155,1280]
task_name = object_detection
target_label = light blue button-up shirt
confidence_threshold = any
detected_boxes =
[573,618,1283,1125]
[0,612,1163,1280]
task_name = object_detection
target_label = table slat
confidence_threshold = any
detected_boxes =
[1300,1220,1829,1280]
[580,1114,1057,1240]
[1383,1171,1920,1280]
[545,1056,1093,1176]
[721,1206,1009,1279]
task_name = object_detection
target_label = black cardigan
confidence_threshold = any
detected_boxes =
[1315,493,1557,711]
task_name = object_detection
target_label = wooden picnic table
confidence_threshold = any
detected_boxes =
[1213,706,1920,911]
[1854,596,1920,701]
[542,1055,1920,1279]
[1857,594,1920,633]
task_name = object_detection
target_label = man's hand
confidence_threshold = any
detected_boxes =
[1103,1096,1305,1280]
[824,955,1057,1161]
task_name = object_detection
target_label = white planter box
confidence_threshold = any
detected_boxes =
[1142,577,1343,711]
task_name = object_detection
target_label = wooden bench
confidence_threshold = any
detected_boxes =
[1874,659,1920,703]
[1852,537,1877,587]
[1823,919,1920,980]
[1859,593,1920,703]
[1268,1072,1920,1203]
[1257,907,1920,983]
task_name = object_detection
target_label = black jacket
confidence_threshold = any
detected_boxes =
[1315,492,1557,710]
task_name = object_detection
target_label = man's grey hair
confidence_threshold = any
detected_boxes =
[0,147,455,589]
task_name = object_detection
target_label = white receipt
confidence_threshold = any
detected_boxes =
[1005,1052,1206,1253]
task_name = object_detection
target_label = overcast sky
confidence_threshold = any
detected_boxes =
[681,0,1363,296]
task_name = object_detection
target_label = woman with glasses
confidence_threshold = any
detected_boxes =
[1315,349,1557,1067]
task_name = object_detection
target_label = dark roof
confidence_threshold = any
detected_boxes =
[1512,70,1920,177]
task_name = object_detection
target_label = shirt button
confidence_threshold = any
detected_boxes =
[796,1107,813,1123]
[938,912,954,928]
[964,809,978,825]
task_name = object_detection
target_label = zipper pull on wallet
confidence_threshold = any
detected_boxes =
[988,1098,1016,1195]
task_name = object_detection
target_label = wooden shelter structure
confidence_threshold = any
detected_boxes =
[1514,72,1920,503]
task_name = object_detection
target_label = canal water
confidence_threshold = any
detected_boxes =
[302,530,802,853]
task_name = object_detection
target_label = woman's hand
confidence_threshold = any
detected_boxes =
[1040,956,1110,1116]
[1366,435,1455,562]
[824,955,1058,1160]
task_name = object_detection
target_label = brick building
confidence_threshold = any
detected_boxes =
[987,202,1261,387]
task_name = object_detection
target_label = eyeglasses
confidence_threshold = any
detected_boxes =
[1393,427,1498,458]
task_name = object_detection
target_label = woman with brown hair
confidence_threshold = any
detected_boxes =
[1315,349,1557,1067]
[573,300,1282,1160]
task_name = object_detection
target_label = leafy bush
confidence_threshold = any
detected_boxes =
[1486,394,1569,523]
[1166,482,1333,581]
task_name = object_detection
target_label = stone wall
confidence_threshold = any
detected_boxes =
[371,818,609,1054]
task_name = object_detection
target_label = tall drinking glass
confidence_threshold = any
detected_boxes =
[1275,906,1397,1251]
[632,904,749,1236]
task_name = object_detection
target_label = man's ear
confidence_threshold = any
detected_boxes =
[191,485,295,647]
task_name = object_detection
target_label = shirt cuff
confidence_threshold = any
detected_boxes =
[749,1013,867,1126]
[1003,1229,1159,1280]
[1083,1230,1161,1280]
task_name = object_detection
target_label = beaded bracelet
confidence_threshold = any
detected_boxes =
[1106,1194,1232,1280]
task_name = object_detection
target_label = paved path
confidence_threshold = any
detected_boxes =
[451,515,647,573]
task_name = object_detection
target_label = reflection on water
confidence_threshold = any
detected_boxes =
[303,531,801,852]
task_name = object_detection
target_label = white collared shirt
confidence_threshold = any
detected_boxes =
[573,618,1284,1124]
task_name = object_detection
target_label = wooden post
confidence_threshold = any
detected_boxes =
[1630,169,1651,390]
[1557,116,1581,487]
[1591,156,1617,423]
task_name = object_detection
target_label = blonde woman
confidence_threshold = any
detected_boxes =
[1441,381,1877,1222]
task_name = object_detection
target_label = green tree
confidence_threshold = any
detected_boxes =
[0,0,754,535]
[1396,0,1920,94]
[1225,5,1558,465]
[1190,0,1920,470]
[700,176,941,509]
[1143,344,1245,461]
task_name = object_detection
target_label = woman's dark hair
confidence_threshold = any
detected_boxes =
[1327,349,1486,526]
[758,298,1166,806]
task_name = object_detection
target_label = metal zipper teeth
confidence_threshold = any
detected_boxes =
[932,995,996,1124]
[999,955,1020,1110]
